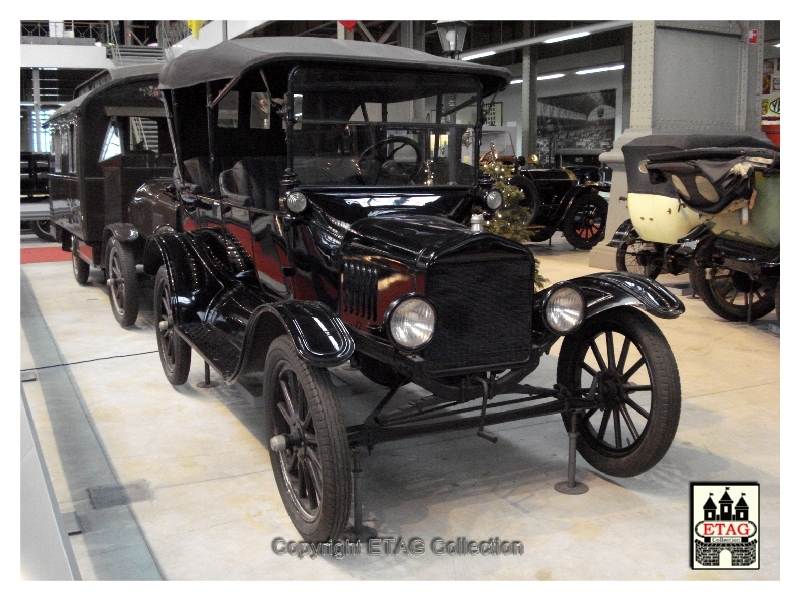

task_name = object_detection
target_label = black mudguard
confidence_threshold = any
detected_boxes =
[143,230,207,316]
[569,271,685,320]
[103,222,143,265]
[607,219,635,248]
[238,301,355,375]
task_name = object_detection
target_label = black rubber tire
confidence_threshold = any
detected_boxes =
[107,238,140,327]
[357,352,407,388]
[557,307,681,478]
[509,175,541,224]
[265,335,351,542]
[528,226,557,243]
[31,220,56,242]
[562,193,607,250]
[615,238,663,279]
[775,280,780,323]
[689,263,775,322]
[154,265,191,385]
[71,235,90,285]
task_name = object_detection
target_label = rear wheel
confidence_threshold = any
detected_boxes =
[154,265,191,385]
[265,336,351,542]
[557,307,681,477]
[71,235,90,285]
[509,175,541,224]
[528,225,557,243]
[107,238,140,327]
[31,220,56,242]
[689,264,775,322]
[562,193,607,250]
[615,238,663,279]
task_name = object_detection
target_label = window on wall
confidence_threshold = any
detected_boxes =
[68,124,76,173]
[217,91,239,128]
[52,128,61,173]
[100,120,121,162]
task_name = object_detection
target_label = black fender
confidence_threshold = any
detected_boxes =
[607,218,636,248]
[143,229,207,321]
[556,185,608,227]
[237,300,355,375]
[533,272,685,327]
[103,223,143,265]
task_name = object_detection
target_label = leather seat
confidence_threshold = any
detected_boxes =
[221,157,284,211]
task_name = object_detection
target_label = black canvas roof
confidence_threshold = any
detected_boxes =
[622,133,777,197]
[49,64,163,122]
[158,37,511,94]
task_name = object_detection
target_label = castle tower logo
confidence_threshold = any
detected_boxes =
[690,482,759,569]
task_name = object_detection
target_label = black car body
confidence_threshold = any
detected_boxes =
[47,64,179,326]
[20,151,55,241]
[142,37,685,542]
[479,129,609,249]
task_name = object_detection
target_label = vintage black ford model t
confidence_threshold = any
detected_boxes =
[143,38,684,542]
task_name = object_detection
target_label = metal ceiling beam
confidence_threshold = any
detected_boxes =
[459,20,633,60]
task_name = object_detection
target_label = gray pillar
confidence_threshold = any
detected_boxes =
[590,20,766,270]
[401,22,427,121]
[400,21,425,51]
[520,21,537,159]
[32,68,42,153]
[337,22,354,41]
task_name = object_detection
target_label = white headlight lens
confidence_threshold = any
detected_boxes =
[389,297,436,349]
[285,190,308,213]
[486,189,503,210]
[545,286,585,333]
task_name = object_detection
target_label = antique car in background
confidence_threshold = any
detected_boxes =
[610,134,779,322]
[479,128,608,249]
[47,64,178,327]
[143,37,685,542]
[20,151,56,242]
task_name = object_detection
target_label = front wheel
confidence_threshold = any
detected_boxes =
[689,264,775,322]
[71,235,90,285]
[509,175,541,224]
[562,193,607,250]
[265,336,351,542]
[557,307,681,477]
[31,220,56,242]
[615,238,663,279]
[154,265,191,385]
[107,238,140,327]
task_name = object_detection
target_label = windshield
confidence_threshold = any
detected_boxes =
[479,129,515,159]
[288,67,484,187]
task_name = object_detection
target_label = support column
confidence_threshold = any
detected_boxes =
[337,22,354,41]
[520,21,538,159]
[32,68,42,153]
[589,20,766,270]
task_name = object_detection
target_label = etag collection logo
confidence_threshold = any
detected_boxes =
[690,482,759,570]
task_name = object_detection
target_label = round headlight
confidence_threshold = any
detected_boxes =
[486,189,503,210]
[285,190,308,213]
[544,285,585,334]
[388,297,436,350]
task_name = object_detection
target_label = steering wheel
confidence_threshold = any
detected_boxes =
[358,136,424,184]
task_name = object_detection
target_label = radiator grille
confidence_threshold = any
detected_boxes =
[341,260,379,322]
[423,255,533,374]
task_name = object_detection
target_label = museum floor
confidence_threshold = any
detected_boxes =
[20,231,780,581]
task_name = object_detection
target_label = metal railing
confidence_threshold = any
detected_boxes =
[21,20,111,43]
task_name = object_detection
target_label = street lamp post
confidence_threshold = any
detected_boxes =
[434,20,469,59]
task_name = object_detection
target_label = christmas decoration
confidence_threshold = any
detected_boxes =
[480,160,548,290]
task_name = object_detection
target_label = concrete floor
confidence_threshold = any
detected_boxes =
[20,230,780,581]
